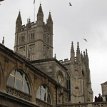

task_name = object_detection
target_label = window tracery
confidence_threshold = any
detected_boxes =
[7,69,30,94]
[57,71,64,85]
[29,32,35,42]
[36,85,52,104]
[19,34,25,44]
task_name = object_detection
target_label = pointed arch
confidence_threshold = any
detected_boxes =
[36,84,52,104]
[56,70,64,85]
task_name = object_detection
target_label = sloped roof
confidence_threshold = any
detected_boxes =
[101,81,107,85]
[30,58,68,70]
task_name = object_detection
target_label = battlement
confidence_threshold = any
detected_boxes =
[59,58,70,65]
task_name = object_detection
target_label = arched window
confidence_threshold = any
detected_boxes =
[7,69,30,94]
[67,79,71,101]
[36,85,52,104]
[57,71,64,85]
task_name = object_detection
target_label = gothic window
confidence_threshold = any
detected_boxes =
[19,35,25,44]
[29,44,35,53]
[29,33,35,42]
[31,33,34,39]
[67,79,71,101]
[21,36,25,42]
[7,69,30,94]
[36,85,52,104]
[57,71,64,85]
[18,46,25,56]
[28,44,35,60]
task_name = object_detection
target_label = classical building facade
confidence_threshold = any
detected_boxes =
[0,4,97,107]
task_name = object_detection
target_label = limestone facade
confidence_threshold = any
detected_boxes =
[14,4,93,104]
[14,4,53,60]
[0,43,69,107]
[0,4,94,107]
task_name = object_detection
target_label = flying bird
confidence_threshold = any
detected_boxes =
[83,38,88,42]
[69,2,72,6]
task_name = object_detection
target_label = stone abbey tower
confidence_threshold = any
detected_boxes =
[14,4,93,103]
[14,4,53,60]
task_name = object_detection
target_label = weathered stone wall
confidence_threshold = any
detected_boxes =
[0,44,69,107]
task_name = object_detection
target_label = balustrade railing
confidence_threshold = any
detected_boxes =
[6,86,31,101]
[56,102,107,107]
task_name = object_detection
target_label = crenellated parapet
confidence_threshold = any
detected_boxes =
[70,42,89,67]
[59,42,93,103]
[60,42,89,68]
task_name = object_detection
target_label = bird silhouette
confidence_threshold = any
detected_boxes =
[69,2,72,6]
[83,38,87,42]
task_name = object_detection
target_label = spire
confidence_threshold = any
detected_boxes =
[26,18,31,28]
[16,11,22,25]
[83,51,86,57]
[86,49,88,56]
[70,41,75,63]
[46,11,53,34]
[71,41,74,54]
[85,49,89,67]
[76,42,80,54]
[76,42,81,63]
[81,51,83,62]
[37,4,44,21]
[16,11,22,32]
[47,12,53,24]
[38,4,43,13]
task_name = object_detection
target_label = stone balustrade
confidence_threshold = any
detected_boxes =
[6,86,31,101]
[56,102,107,107]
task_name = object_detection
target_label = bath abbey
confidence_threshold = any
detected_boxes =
[0,4,107,107]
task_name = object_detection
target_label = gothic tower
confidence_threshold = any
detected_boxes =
[14,4,53,60]
[61,42,93,103]
[14,4,93,104]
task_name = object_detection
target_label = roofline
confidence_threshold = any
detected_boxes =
[0,44,59,85]
[0,91,39,107]
[101,81,107,85]
[30,58,68,70]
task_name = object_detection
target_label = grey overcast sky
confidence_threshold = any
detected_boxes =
[0,0,107,97]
